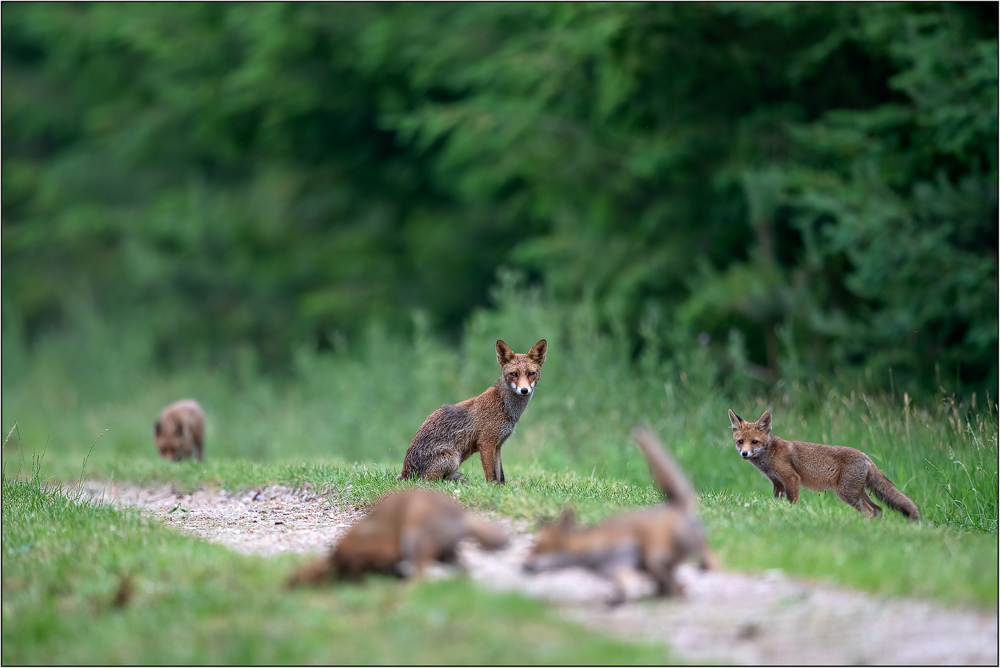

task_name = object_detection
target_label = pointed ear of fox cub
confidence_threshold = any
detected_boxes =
[496,339,516,366]
[528,339,547,365]
[729,409,772,433]
[756,410,772,433]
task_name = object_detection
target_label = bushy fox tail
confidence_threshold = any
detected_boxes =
[286,556,335,589]
[632,426,696,513]
[465,517,510,551]
[866,464,920,521]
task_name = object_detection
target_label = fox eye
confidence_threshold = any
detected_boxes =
[752,440,758,445]
[527,371,536,377]
[509,372,517,378]
[737,439,743,444]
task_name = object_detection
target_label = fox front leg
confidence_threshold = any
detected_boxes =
[477,430,506,484]
[399,527,421,578]
[495,446,505,484]
[181,424,196,461]
[774,466,800,504]
[770,478,785,499]
[603,567,633,607]
[651,569,684,598]
[478,440,499,484]
[642,550,684,598]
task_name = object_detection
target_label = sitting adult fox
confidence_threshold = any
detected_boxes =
[729,409,920,521]
[398,339,546,484]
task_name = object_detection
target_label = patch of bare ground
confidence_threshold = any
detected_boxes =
[75,481,369,557]
[78,482,997,665]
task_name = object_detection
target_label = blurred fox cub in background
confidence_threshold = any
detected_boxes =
[288,489,508,586]
[729,409,920,521]
[398,339,546,485]
[523,427,716,605]
[154,399,205,462]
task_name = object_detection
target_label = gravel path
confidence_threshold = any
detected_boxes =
[79,482,997,665]
[78,482,369,557]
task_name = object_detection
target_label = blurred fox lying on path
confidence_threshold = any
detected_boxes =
[523,426,716,605]
[729,409,920,521]
[398,339,547,485]
[287,489,508,586]
[154,399,205,462]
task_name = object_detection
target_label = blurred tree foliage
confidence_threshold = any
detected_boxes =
[2,3,996,391]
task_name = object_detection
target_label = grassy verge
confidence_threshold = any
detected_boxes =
[2,465,680,665]
[4,297,996,535]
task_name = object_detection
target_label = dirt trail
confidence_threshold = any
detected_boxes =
[78,482,997,665]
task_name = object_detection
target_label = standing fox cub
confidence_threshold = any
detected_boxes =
[729,409,920,521]
[398,339,546,485]
[287,489,508,586]
[523,427,716,605]
[154,399,205,462]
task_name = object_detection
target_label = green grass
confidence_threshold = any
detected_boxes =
[5,319,995,534]
[2,464,680,665]
[702,490,996,609]
[2,293,997,662]
[4,287,997,534]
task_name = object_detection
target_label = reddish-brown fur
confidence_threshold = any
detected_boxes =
[287,489,508,586]
[523,427,716,605]
[154,399,205,462]
[729,409,920,520]
[397,339,547,484]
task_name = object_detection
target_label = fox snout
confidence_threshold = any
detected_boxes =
[522,552,562,573]
[510,381,535,396]
[737,444,764,459]
[522,535,571,573]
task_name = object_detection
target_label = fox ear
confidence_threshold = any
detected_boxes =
[154,420,162,437]
[496,339,516,366]
[728,409,744,430]
[556,507,576,529]
[528,339,547,365]
[757,410,772,433]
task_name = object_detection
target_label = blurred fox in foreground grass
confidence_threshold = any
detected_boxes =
[729,409,920,521]
[398,339,547,484]
[523,426,716,605]
[288,489,508,586]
